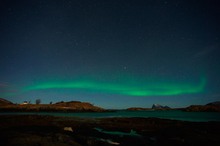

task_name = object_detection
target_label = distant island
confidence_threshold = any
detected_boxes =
[127,102,220,112]
[127,104,171,111]
[184,101,220,112]
[1,98,220,112]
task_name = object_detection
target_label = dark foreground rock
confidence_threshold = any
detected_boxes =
[0,115,220,146]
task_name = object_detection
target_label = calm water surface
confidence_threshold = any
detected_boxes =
[1,110,220,122]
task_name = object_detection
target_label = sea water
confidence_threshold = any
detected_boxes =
[1,110,220,122]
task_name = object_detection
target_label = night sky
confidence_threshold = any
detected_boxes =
[1,0,220,109]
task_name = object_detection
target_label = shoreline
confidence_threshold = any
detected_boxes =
[1,110,220,122]
[1,115,220,146]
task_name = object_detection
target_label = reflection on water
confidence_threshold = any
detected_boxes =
[1,110,220,122]
[94,127,142,137]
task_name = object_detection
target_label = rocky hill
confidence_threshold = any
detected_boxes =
[127,104,171,111]
[0,99,105,112]
[184,101,220,112]
[206,101,220,106]
[152,104,171,110]
[53,101,104,112]
[0,98,13,106]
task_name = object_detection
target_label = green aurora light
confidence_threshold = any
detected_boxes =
[23,77,206,96]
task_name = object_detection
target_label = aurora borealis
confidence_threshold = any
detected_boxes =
[24,77,206,96]
[1,0,220,108]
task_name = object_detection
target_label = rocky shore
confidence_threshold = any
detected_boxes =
[1,98,220,145]
[0,115,220,146]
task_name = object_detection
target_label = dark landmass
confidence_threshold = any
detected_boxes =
[0,115,220,146]
[151,104,171,110]
[2,98,220,112]
[207,101,220,106]
[1,98,220,145]
[127,102,220,112]
[184,101,220,112]
[127,104,171,111]
[0,98,13,106]
[126,107,151,111]
[0,98,104,112]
